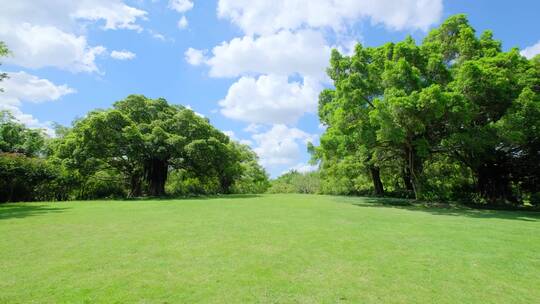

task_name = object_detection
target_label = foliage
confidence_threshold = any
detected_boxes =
[0,153,57,202]
[230,142,270,194]
[267,171,321,194]
[313,14,540,206]
[0,94,268,202]
[0,111,46,156]
[53,95,267,199]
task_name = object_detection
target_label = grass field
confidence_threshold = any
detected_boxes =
[1,194,539,303]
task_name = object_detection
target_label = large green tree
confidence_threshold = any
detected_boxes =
[58,95,246,197]
[314,14,540,204]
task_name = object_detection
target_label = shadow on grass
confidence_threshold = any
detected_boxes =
[123,194,262,201]
[0,204,69,220]
[334,196,540,222]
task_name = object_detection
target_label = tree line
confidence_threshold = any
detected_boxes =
[310,15,540,206]
[0,95,269,202]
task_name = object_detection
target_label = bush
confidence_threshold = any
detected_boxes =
[267,171,321,194]
[81,170,126,199]
[0,153,57,202]
[166,170,221,196]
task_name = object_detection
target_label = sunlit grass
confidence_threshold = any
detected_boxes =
[1,194,538,303]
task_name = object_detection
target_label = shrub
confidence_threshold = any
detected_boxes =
[0,153,57,202]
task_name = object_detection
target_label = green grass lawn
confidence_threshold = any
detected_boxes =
[1,194,539,303]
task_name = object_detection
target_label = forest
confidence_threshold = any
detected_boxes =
[1,15,540,207]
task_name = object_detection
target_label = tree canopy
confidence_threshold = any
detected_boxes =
[0,95,269,202]
[313,14,540,206]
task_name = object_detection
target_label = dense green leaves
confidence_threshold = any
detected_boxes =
[267,171,320,194]
[0,111,46,156]
[54,95,268,198]
[314,14,540,206]
[0,95,269,202]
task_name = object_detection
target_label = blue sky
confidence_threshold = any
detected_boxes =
[1,0,539,177]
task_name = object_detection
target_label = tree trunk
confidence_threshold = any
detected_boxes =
[402,167,414,192]
[369,166,384,196]
[476,162,514,204]
[145,159,168,197]
[404,144,423,200]
[128,172,142,198]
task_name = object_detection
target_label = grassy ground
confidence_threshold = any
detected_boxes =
[1,194,539,303]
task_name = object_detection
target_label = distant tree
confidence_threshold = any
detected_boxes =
[230,142,270,194]
[0,111,46,157]
[267,171,321,194]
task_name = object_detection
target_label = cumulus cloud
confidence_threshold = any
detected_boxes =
[217,0,443,35]
[1,24,107,73]
[0,0,146,73]
[252,124,316,167]
[169,0,193,30]
[110,50,136,60]
[177,16,189,29]
[521,41,540,59]
[0,71,75,133]
[184,48,207,66]
[184,0,445,174]
[203,30,330,80]
[169,0,194,13]
[72,1,147,31]
[219,74,320,124]
[1,0,147,32]
[284,163,319,174]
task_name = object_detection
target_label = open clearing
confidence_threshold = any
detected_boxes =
[1,194,539,303]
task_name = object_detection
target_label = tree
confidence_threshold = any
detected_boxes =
[230,142,270,194]
[0,111,46,157]
[58,95,248,197]
[314,14,540,205]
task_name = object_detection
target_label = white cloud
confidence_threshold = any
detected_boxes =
[0,71,75,133]
[217,0,443,35]
[0,0,146,72]
[1,71,75,103]
[244,123,262,133]
[184,48,207,66]
[252,124,316,167]
[169,0,194,13]
[111,50,136,60]
[0,0,147,32]
[204,30,330,79]
[185,1,444,170]
[147,29,168,41]
[73,1,147,31]
[285,163,319,174]
[219,74,319,124]
[2,24,107,73]
[177,16,189,29]
[521,41,540,59]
